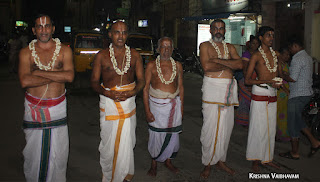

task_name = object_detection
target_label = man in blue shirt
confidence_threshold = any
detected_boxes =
[280,37,320,160]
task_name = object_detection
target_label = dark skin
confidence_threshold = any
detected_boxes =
[143,38,184,176]
[242,38,259,90]
[199,22,243,79]
[200,21,242,179]
[245,31,282,172]
[19,16,74,98]
[245,31,284,88]
[91,21,145,101]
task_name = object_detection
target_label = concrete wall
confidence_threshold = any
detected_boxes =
[305,0,320,55]
[261,2,277,48]
[305,0,320,74]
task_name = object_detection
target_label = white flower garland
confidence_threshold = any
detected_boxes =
[272,77,283,84]
[109,43,131,76]
[209,39,229,59]
[155,55,177,85]
[258,46,278,73]
[29,38,61,71]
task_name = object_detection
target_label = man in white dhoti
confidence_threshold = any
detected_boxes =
[143,37,184,176]
[199,19,243,178]
[91,21,145,182]
[245,26,284,172]
[18,14,74,182]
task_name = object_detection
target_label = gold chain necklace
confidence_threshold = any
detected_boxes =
[29,38,61,71]
[155,55,177,85]
[109,43,131,75]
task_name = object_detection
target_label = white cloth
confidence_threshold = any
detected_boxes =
[149,85,180,99]
[148,95,182,162]
[99,83,136,182]
[201,77,238,165]
[23,93,68,182]
[246,84,277,163]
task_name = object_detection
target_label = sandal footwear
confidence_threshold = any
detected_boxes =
[279,152,299,160]
[308,146,320,157]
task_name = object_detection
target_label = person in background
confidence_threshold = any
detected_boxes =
[19,31,29,48]
[235,35,259,127]
[279,37,320,160]
[8,32,22,73]
[276,47,291,142]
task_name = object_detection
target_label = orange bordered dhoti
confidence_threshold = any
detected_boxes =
[99,83,136,182]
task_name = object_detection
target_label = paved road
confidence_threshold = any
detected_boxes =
[0,61,319,182]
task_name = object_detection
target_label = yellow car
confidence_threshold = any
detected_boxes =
[73,32,104,72]
[127,34,155,65]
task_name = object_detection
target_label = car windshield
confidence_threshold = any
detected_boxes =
[75,35,103,48]
[127,37,152,51]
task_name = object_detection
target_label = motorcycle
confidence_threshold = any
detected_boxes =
[303,74,320,140]
[184,52,204,77]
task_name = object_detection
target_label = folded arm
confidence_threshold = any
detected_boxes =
[19,48,52,88]
[32,46,74,83]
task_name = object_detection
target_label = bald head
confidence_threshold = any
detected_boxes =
[108,21,129,47]
[110,21,128,32]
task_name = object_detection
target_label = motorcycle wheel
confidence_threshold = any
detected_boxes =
[311,114,320,140]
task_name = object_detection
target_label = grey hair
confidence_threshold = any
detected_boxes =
[157,36,174,50]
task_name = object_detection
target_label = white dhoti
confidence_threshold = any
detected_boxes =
[246,84,277,163]
[99,83,136,182]
[148,95,182,162]
[23,92,69,182]
[201,77,238,165]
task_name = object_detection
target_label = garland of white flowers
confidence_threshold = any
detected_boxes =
[209,39,229,77]
[209,39,229,59]
[272,77,282,81]
[109,43,131,75]
[258,46,278,73]
[28,38,61,110]
[29,38,61,71]
[155,55,177,85]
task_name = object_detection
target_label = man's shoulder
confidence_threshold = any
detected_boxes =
[146,60,156,69]
[226,42,236,49]
[20,46,31,55]
[60,44,72,53]
[129,47,140,56]
[97,49,108,55]
[200,41,210,47]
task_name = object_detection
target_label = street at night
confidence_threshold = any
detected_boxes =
[0,61,319,181]
[1,0,320,182]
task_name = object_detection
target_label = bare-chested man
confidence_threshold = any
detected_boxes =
[143,37,184,177]
[199,19,243,179]
[19,14,74,182]
[245,26,283,172]
[91,21,145,182]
